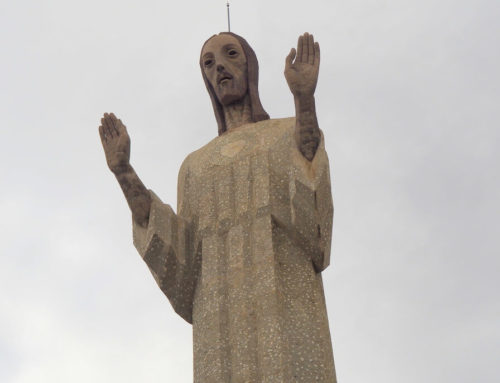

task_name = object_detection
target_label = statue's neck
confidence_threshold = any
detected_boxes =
[223,94,252,132]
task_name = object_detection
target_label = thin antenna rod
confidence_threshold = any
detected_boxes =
[227,1,231,32]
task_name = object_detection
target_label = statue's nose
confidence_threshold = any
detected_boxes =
[216,64,225,72]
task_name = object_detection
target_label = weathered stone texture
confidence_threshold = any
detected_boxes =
[133,117,336,382]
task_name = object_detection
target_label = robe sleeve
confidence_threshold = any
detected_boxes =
[289,129,334,273]
[132,189,195,324]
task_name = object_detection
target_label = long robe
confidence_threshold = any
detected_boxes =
[133,117,336,382]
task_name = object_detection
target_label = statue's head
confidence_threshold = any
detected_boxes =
[200,32,269,135]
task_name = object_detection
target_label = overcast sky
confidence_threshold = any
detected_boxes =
[1,0,499,382]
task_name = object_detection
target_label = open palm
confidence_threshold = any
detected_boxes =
[285,32,320,97]
[99,113,131,174]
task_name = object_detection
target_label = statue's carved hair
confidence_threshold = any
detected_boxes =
[200,32,270,136]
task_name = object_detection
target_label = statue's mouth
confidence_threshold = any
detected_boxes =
[218,74,233,84]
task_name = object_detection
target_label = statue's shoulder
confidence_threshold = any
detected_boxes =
[178,138,214,175]
[178,148,198,179]
[257,117,296,138]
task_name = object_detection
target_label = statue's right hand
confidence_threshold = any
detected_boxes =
[99,113,131,175]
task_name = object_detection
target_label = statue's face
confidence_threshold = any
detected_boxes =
[201,34,248,106]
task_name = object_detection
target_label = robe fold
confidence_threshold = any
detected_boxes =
[133,117,337,382]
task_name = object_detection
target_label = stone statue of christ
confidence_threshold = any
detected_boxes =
[99,32,337,382]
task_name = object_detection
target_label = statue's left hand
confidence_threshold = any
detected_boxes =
[285,33,320,97]
[99,113,131,175]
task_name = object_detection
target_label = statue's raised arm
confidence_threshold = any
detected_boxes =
[99,112,152,227]
[285,32,321,161]
[99,114,196,323]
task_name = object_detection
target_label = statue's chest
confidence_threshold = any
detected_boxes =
[191,124,294,234]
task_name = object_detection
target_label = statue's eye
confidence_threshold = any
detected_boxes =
[228,49,238,56]
[204,59,213,67]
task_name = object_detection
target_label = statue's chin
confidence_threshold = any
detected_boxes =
[220,97,242,106]
[216,86,247,106]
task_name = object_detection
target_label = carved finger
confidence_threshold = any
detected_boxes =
[102,114,109,135]
[103,114,114,139]
[108,115,116,138]
[285,48,296,69]
[100,118,108,142]
[99,124,107,144]
[302,33,309,63]
[117,119,127,136]
[297,35,304,63]
[102,116,111,139]
[314,42,320,69]
[108,113,117,135]
[308,34,315,65]
[109,112,120,135]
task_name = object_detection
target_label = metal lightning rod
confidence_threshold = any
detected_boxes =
[227,1,231,32]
